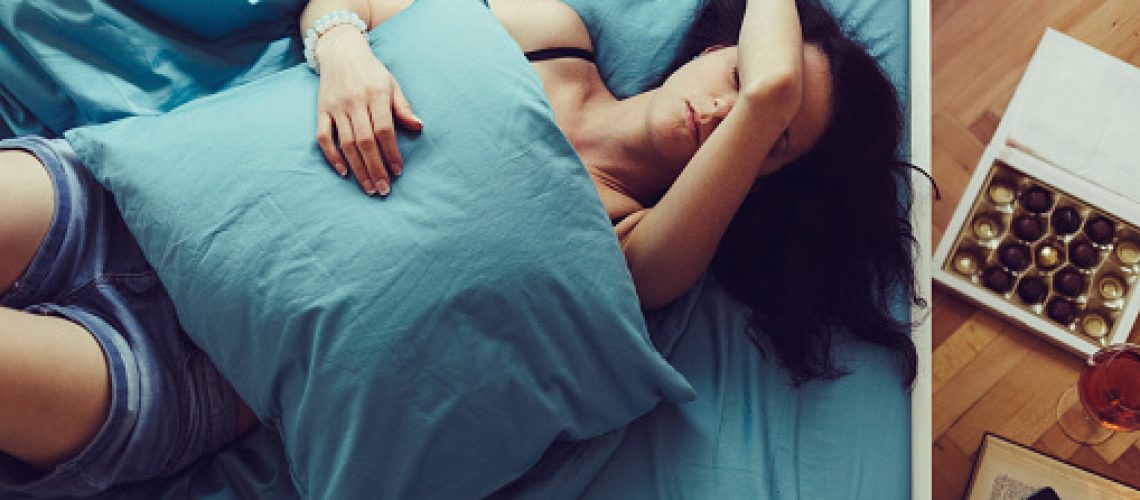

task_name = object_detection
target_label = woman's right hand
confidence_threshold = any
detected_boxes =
[314,25,423,196]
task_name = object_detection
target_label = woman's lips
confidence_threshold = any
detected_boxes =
[686,101,700,146]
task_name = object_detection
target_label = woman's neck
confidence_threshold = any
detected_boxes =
[563,88,674,183]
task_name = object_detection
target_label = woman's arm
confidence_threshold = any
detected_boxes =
[617,0,803,309]
[301,0,419,196]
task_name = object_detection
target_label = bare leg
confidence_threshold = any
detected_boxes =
[0,147,259,473]
[0,148,108,471]
[0,308,111,472]
[0,149,53,295]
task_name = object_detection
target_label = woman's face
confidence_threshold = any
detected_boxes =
[648,44,833,175]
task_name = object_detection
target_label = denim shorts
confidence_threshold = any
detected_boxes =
[0,136,242,497]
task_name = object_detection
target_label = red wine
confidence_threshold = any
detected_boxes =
[1078,345,1140,432]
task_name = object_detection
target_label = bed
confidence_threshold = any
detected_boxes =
[0,0,932,498]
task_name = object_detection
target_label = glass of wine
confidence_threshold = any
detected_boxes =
[1056,343,1140,445]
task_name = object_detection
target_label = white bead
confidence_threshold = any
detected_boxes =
[303,10,368,75]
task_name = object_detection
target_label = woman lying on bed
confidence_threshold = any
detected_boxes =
[307,0,920,381]
[0,0,917,496]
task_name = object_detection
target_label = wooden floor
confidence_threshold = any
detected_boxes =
[931,1,1140,498]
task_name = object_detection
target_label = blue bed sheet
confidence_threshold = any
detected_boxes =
[0,0,914,498]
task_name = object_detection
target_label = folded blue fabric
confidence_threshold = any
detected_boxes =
[63,0,693,498]
[129,0,301,40]
[0,1,300,138]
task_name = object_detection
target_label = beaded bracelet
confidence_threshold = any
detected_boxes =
[303,10,368,74]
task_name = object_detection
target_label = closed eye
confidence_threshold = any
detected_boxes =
[769,129,790,157]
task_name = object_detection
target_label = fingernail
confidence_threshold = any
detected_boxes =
[392,164,403,177]
[337,165,348,178]
[414,115,424,126]
[364,180,377,195]
[377,180,391,196]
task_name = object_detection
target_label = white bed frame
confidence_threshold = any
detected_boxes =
[909,0,933,498]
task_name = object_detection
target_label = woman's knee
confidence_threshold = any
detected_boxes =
[0,149,55,295]
[0,307,110,472]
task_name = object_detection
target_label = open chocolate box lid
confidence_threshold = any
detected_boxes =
[934,29,1140,357]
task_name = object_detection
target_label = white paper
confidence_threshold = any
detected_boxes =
[1004,29,1140,208]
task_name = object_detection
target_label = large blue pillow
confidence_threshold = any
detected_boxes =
[63,0,694,498]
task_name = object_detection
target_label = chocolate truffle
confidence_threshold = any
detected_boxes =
[1020,186,1053,213]
[1085,216,1115,245]
[1053,267,1085,297]
[1081,314,1109,338]
[1069,240,1100,269]
[988,182,1015,205]
[982,267,1015,294]
[1036,244,1062,270]
[998,243,1031,271]
[1051,206,1082,235]
[1117,241,1140,266]
[1099,276,1125,301]
[1046,298,1077,325]
[972,215,1001,241]
[1016,277,1048,304]
[953,251,979,275]
[1012,215,1044,242]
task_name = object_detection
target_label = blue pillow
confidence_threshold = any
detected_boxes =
[64,0,694,498]
[129,0,302,40]
[562,0,907,102]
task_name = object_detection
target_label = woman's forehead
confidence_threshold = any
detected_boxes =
[787,45,833,155]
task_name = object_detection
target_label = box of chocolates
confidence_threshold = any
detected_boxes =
[933,30,1140,356]
[938,150,1140,354]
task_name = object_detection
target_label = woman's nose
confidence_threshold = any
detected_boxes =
[710,94,735,124]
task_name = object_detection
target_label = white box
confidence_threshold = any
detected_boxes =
[933,29,1140,357]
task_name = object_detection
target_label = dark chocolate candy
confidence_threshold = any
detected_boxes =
[1047,298,1077,325]
[1020,186,1053,213]
[998,242,1031,271]
[982,267,1015,294]
[1085,216,1115,245]
[1016,277,1048,304]
[1051,206,1082,235]
[1012,215,1044,242]
[1053,267,1085,297]
[1069,240,1100,269]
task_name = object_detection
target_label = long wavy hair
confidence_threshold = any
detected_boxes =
[661,0,922,386]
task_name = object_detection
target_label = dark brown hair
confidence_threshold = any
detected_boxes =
[662,0,922,386]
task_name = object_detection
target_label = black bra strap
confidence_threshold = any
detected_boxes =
[524,47,596,63]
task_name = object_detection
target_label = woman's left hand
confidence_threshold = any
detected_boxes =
[314,25,423,196]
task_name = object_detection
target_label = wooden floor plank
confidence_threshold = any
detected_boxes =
[946,339,1082,457]
[931,288,977,350]
[933,322,1034,439]
[933,437,976,500]
[932,311,1003,393]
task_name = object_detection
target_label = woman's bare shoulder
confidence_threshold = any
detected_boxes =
[487,0,592,53]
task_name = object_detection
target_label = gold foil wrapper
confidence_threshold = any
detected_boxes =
[954,252,979,275]
[1081,314,1109,338]
[1036,244,1061,270]
[1100,276,1125,301]
[988,182,1015,205]
[1117,241,1140,266]
[973,216,1000,241]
